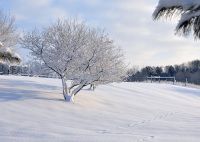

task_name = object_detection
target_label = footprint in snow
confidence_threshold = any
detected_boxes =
[137,135,155,142]
[128,111,177,128]
[97,129,109,134]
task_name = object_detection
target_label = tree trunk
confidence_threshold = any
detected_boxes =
[72,83,86,97]
[61,77,75,102]
[89,84,93,90]
[61,77,67,100]
[89,84,95,91]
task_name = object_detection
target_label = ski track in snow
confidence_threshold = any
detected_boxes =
[0,75,200,142]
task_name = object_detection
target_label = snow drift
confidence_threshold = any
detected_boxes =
[0,75,200,142]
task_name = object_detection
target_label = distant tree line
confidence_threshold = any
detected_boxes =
[0,63,27,75]
[0,60,57,78]
[126,60,200,85]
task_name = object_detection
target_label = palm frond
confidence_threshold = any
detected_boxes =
[176,12,200,39]
[153,6,183,20]
[153,1,200,39]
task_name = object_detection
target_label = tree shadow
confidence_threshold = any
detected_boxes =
[0,79,64,102]
[0,79,60,90]
[171,87,200,97]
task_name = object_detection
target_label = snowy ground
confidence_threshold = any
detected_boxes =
[0,75,200,142]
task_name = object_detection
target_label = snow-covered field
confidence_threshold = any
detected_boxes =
[0,75,200,142]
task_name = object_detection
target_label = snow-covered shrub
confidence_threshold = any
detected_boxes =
[0,11,21,63]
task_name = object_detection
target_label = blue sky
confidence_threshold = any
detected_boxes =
[1,0,200,67]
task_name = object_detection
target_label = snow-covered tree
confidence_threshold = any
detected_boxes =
[0,11,20,63]
[21,19,125,102]
[153,0,200,39]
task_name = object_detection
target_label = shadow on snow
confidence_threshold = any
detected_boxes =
[0,79,64,102]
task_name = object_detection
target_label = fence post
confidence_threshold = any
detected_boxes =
[185,78,188,86]
[173,77,175,85]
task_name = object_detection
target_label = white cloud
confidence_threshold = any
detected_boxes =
[14,13,27,21]
[5,0,200,66]
[10,0,69,28]
[18,0,52,7]
[92,0,200,66]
